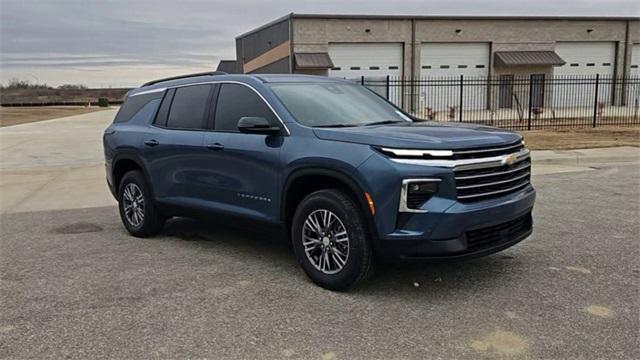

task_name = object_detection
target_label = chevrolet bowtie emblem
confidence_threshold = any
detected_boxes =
[502,154,518,166]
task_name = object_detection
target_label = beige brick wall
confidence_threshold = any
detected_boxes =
[292,18,638,79]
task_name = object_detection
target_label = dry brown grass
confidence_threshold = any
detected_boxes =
[520,127,640,150]
[0,106,106,127]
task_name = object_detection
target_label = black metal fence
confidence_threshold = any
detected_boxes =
[352,75,640,130]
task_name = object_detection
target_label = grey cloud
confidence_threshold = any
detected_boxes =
[1,0,638,87]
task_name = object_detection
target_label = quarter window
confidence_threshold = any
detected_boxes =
[166,84,212,130]
[214,84,276,132]
[114,92,163,123]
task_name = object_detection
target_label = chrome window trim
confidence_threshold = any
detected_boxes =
[399,178,442,213]
[391,148,530,171]
[130,80,290,135]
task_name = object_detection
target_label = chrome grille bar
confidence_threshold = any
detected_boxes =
[391,148,530,171]
[453,141,523,155]
[456,172,531,190]
[457,181,530,200]
[455,161,530,180]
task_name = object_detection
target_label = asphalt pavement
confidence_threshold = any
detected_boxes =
[1,162,639,359]
[1,111,639,358]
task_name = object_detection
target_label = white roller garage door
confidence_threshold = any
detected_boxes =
[553,42,616,107]
[631,44,640,76]
[420,43,490,77]
[420,43,490,111]
[554,42,616,76]
[629,44,640,106]
[328,43,404,105]
[328,43,404,79]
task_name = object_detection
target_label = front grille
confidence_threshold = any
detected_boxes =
[466,213,532,251]
[455,157,531,202]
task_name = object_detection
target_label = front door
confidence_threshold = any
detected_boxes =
[202,83,284,223]
[499,75,514,109]
[530,74,545,108]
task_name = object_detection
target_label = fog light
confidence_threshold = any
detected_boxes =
[400,178,441,213]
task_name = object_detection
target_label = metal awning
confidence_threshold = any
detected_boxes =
[494,51,566,66]
[294,52,334,69]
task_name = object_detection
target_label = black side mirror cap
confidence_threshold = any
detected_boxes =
[237,117,281,134]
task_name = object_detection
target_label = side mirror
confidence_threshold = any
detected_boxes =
[237,117,281,134]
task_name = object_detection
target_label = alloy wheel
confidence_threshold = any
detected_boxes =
[123,183,145,227]
[302,209,350,274]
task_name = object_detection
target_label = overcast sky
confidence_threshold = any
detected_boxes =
[1,0,638,87]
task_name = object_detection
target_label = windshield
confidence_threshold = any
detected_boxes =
[269,82,412,127]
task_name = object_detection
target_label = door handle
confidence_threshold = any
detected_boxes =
[144,139,159,147]
[206,143,225,151]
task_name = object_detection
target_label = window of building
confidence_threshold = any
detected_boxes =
[214,83,276,132]
[166,85,211,130]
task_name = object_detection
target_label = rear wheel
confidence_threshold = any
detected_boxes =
[117,170,164,237]
[291,189,373,291]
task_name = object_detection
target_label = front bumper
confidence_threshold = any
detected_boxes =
[375,185,535,260]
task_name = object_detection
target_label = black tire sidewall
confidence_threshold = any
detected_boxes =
[291,189,372,291]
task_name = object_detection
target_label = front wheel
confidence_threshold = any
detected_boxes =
[291,189,373,291]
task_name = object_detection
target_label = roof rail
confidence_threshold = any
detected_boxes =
[141,71,227,87]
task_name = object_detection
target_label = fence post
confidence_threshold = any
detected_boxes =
[459,75,464,122]
[527,74,533,131]
[361,75,365,86]
[593,74,600,128]
[386,75,390,100]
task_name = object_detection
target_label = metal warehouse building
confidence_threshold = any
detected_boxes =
[219,14,640,127]
[222,13,639,79]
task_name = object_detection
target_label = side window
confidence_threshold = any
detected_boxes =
[114,92,163,123]
[153,88,175,127]
[214,83,276,132]
[166,84,212,130]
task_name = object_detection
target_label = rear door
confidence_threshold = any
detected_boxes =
[201,83,284,223]
[143,84,214,204]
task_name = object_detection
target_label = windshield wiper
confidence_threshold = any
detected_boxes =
[362,120,405,126]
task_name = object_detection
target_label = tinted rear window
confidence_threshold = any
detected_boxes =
[166,85,212,130]
[214,83,276,132]
[114,92,163,123]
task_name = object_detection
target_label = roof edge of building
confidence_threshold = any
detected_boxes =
[235,13,293,40]
[289,13,640,21]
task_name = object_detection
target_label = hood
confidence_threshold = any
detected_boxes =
[312,122,522,150]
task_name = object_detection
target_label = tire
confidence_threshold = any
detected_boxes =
[291,189,374,291]
[117,170,164,237]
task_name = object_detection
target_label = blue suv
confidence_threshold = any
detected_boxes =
[104,72,535,290]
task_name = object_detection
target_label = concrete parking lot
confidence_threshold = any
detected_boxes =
[1,111,639,359]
